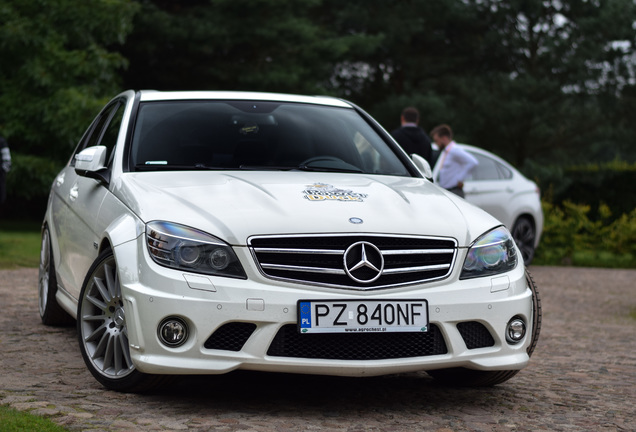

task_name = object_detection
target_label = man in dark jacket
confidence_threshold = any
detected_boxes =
[0,136,10,205]
[390,107,433,166]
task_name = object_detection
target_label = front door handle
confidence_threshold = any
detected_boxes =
[69,184,79,202]
[55,172,65,187]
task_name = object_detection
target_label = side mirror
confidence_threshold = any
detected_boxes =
[75,146,110,184]
[411,154,433,181]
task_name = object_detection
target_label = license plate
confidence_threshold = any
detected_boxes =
[298,300,429,334]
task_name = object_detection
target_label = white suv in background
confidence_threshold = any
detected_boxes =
[433,144,543,265]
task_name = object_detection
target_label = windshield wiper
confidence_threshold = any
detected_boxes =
[135,164,226,171]
[296,164,364,173]
[238,164,364,173]
[238,165,299,171]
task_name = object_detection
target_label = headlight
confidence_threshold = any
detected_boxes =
[146,221,246,278]
[460,226,518,279]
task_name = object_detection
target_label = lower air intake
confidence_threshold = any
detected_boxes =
[204,322,257,351]
[457,321,495,349]
[267,324,447,360]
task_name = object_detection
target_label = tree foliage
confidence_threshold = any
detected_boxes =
[0,0,138,160]
[1,0,635,219]
[317,0,636,167]
[121,0,376,95]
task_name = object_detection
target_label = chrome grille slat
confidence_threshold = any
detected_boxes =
[249,234,457,290]
[261,263,346,275]
[382,264,451,274]
[382,248,455,255]
[254,248,344,255]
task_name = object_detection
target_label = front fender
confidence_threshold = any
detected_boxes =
[98,192,145,249]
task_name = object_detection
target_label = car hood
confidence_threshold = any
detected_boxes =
[112,171,500,247]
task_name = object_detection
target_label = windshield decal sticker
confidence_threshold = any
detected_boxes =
[239,124,259,135]
[303,183,368,202]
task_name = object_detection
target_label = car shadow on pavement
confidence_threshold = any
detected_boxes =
[144,370,510,413]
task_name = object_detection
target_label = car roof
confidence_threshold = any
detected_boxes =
[456,143,515,168]
[137,90,353,108]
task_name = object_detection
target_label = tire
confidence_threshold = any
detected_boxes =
[427,270,542,387]
[77,249,168,392]
[38,226,74,326]
[511,216,536,266]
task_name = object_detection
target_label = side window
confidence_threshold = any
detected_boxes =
[100,103,125,166]
[71,102,120,166]
[496,161,513,179]
[466,153,501,181]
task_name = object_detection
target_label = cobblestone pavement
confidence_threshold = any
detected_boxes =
[1,266,634,432]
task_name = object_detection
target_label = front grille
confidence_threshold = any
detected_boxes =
[249,234,456,289]
[204,322,257,351]
[267,324,447,360]
[457,321,495,349]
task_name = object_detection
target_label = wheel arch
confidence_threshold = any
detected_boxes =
[98,238,113,255]
[41,220,62,281]
[101,213,145,248]
[98,212,145,287]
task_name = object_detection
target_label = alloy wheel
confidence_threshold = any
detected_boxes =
[78,254,135,380]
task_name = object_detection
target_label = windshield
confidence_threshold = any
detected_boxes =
[129,100,410,176]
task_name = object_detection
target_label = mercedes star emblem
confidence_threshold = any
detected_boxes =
[343,241,384,283]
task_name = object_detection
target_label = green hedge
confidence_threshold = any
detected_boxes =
[527,161,636,267]
[534,200,636,268]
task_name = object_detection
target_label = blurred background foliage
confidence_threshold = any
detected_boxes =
[1,0,636,265]
[534,201,636,267]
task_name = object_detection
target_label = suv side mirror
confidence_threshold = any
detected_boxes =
[75,146,110,184]
[411,154,433,181]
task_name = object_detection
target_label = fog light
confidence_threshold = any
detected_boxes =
[506,317,526,344]
[158,317,189,347]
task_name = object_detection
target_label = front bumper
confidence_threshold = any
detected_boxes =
[115,239,534,377]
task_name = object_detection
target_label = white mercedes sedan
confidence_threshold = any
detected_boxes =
[39,90,541,392]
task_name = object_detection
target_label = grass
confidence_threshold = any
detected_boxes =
[0,405,68,432]
[0,220,41,269]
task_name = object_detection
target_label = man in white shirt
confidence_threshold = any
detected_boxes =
[430,124,477,198]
